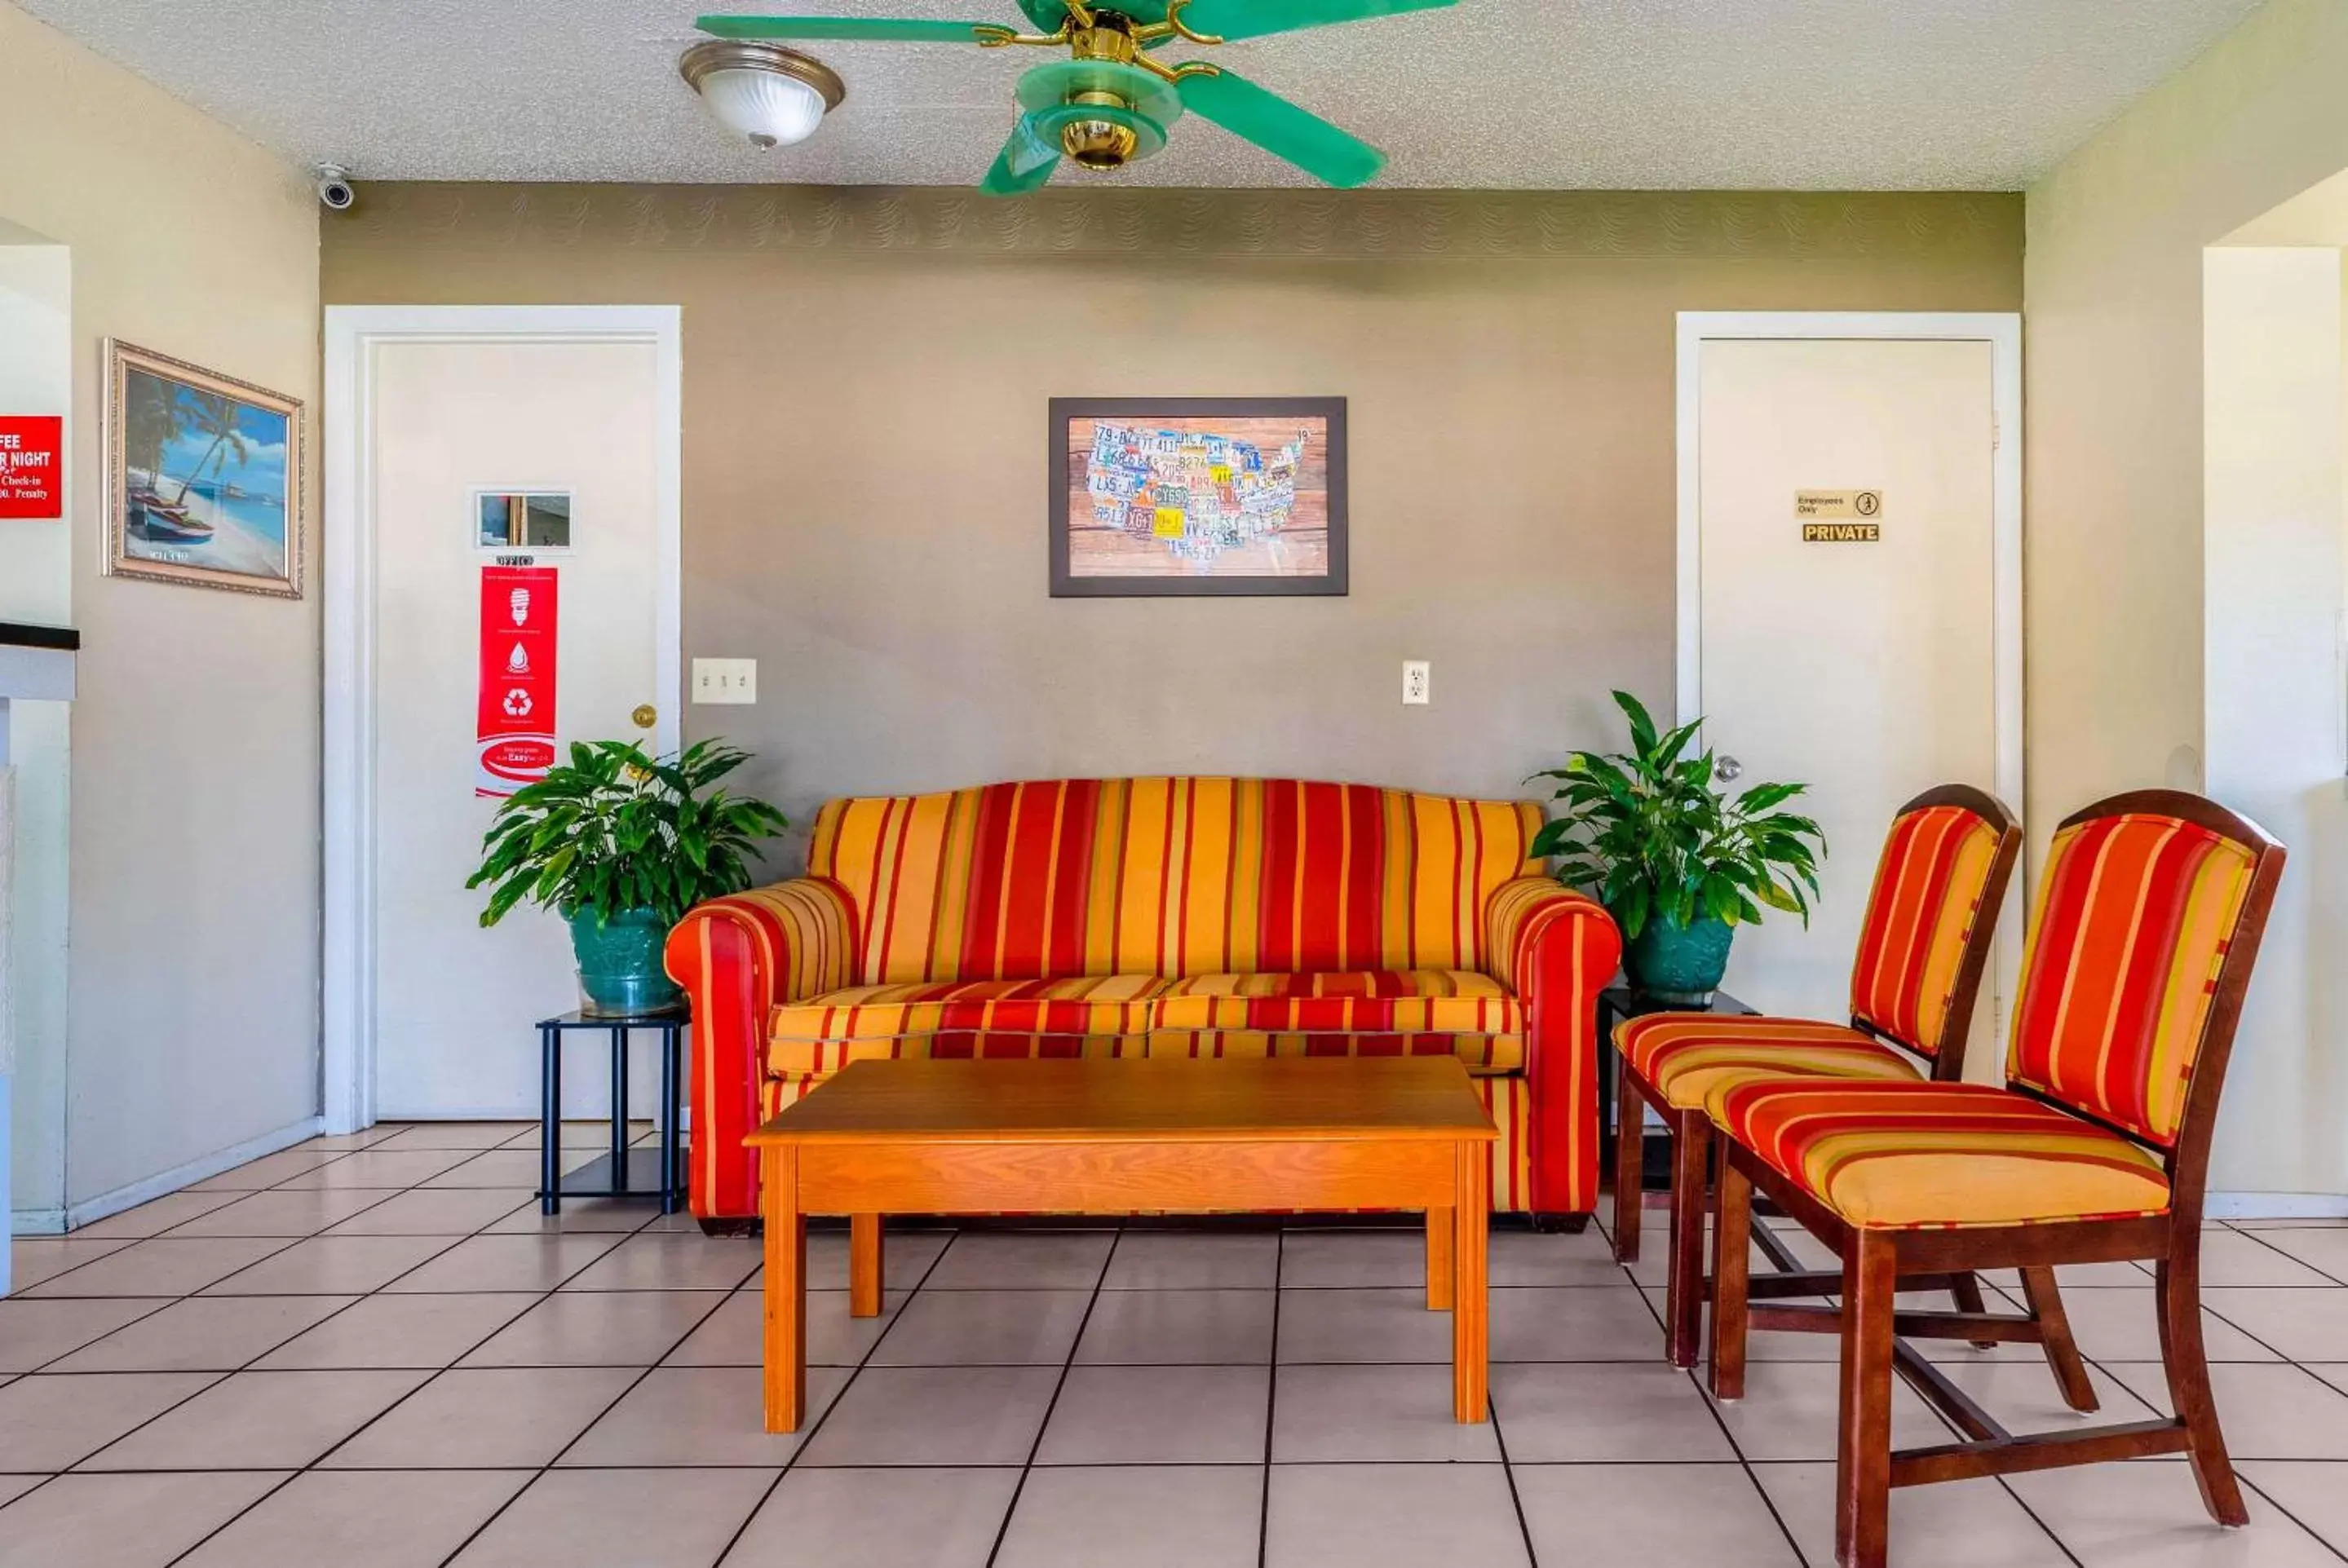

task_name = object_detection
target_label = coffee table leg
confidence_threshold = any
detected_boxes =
[1453,1141,1489,1424]
[850,1214,885,1318]
[1426,1206,1454,1311]
[762,1146,806,1433]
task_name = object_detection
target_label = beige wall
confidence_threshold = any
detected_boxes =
[0,1,321,1218]
[325,184,2019,875]
[2026,0,2348,1196]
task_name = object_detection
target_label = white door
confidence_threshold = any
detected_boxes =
[1685,323,2017,1070]
[364,325,679,1118]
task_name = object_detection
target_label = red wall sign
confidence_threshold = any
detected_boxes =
[0,416,63,519]
[477,564,559,798]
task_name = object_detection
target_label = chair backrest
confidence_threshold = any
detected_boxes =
[806,778,1544,986]
[1846,785,2023,1073]
[2005,791,2284,1173]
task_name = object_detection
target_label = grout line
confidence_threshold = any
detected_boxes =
[710,1220,961,1566]
[2237,1469,2348,1563]
[980,1222,1119,1568]
[1258,1229,1282,1568]
[1485,1377,1542,1567]
[1994,1473,2089,1567]
[152,1180,665,1566]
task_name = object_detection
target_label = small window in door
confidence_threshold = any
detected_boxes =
[476,492,571,550]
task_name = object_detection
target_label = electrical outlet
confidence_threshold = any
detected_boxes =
[692,658,758,705]
[1402,660,1430,706]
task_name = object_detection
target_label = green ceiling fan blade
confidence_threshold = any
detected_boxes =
[979,116,1061,196]
[695,15,1002,42]
[1015,0,1072,29]
[1175,69,1386,188]
[1174,0,1455,42]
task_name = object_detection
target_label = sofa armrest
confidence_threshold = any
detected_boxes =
[665,877,859,1220]
[1484,877,1623,1217]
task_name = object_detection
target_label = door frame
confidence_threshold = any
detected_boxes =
[321,305,683,1134]
[1674,311,2024,1049]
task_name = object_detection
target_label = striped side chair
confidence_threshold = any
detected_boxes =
[1612,785,2023,1367]
[1703,791,2284,1568]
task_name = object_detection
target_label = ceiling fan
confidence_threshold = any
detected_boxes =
[692,0,1457,193]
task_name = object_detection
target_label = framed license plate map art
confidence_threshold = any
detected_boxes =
[1049,397,1347,597]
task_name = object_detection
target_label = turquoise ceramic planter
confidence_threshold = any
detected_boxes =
[1624,913,1735,1005]
[568,908,683,1017]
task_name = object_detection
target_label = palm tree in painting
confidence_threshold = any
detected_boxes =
[167,391,249,506]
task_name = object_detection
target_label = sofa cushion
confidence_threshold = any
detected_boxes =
[1147,1029,1523,1075]
[771,974,1167,1049]
[1151,970,1523,1036]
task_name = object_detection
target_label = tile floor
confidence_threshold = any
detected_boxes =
[5,1123,2348,1564]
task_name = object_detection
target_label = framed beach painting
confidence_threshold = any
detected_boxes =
[1048,396,1348,597]
[104,340,303,598]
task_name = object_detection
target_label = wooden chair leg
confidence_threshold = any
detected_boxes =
[2016,1265,2099,1413]
[1613,1055,1644,1264]
[1947,1270,1998,1349]
[1837,1231,1896,1568]
[2156,1252,2249,1526]
[1707,1154,1752,1401]
[1665,1112,1708,1369]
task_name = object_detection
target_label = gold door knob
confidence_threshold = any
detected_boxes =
[631,704,657,730]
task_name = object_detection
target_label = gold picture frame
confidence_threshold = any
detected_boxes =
[104,339,303,599]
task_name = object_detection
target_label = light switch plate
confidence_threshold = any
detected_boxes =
[692,657,758,705]
[1402,660,1430,705]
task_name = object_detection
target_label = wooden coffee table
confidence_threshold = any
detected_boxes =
[747,1055,1498,1433]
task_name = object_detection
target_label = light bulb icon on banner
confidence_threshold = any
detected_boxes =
[506,643,529,675]
[510,588,531,627]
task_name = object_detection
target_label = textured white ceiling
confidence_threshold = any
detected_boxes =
[15,0,2262,191]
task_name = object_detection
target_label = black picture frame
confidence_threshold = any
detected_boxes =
[1048,396,1349,598]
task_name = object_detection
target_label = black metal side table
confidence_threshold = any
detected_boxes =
[537,1008,689,1215]
[1597,986,1756,1193]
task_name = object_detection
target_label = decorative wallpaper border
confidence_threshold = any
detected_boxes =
[331,184,2022,262]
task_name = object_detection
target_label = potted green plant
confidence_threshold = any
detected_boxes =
[467,738,788,1017]
[1530,691,1826,1004]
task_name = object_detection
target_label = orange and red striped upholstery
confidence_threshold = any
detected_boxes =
[1846,803,2005,1056]
[1147,1028,1524,1074]
[2005,814,2258,1146]
[1708,1078,2171,1230]
[663,879,857,1215]
[1617,1014,1921,1112]
[671,777,1623,1221]
[772,974,1170,1053]
[808,779,1544,985]
[1152,970,1523,1036]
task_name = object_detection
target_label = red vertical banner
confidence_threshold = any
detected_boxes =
[477,564,559,798]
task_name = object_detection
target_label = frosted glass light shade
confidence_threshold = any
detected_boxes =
[680,42,845,150]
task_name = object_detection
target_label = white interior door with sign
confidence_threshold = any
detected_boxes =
[325,307,681,1126]
[1677,314,2021,1073]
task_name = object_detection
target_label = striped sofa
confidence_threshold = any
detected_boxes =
[665,778,1621,1225]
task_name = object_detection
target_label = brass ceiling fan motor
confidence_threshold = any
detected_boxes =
[689,0,1452,195]
[1059,15,1142,168]
[1061,88,1142,166]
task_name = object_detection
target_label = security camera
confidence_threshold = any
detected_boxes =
[315,164,356,212]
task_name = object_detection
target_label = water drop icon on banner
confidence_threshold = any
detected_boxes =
[507,643,528,674]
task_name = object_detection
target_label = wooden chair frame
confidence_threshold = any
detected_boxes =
[1612,784,2026,1368]
[1705,790,2286,1567]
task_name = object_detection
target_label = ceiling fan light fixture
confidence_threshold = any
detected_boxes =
[680,39,845,150]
